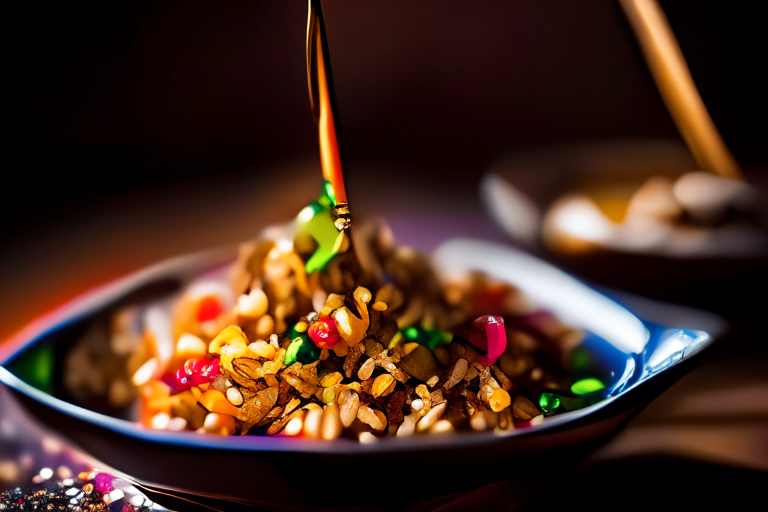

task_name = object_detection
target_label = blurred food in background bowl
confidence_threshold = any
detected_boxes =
[481,139,768,312]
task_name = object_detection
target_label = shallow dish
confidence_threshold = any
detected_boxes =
[0,238,726,509]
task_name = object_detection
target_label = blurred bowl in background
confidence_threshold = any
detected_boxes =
[481,139,768,316]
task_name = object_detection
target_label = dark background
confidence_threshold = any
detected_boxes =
[2,3,767,506]
[3,0,767,338]
[6,1,767,230]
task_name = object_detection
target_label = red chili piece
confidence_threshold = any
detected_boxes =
[308,317,340,349]
[184,356,208,375]
[162,355,221,393]
[200,357,221,380]
[183,356,206,386]
[164,368,190,394]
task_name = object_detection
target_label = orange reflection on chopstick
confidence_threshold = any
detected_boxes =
[307,0,350,230]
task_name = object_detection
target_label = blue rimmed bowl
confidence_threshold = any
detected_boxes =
[0,239,727,509]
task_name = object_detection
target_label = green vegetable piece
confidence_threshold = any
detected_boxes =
[321,180,336,207]
[400,327,451,351]
[570,378,606,396]
[284,337,303,366]
[297,336,321,364]
[539,393,562,415]
[285,334,321,366]
[539,391,589,414]
[6,344,54,394]
[296,205,345,274]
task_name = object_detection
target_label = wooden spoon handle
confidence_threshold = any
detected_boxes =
[620,0,743,180]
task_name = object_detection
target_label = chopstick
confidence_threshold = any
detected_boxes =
[619,0,743,180]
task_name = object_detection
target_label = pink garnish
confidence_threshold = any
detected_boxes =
[468,315,507,366]
[94,472,114,493]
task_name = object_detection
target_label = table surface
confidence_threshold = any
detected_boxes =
[2,159,766,510]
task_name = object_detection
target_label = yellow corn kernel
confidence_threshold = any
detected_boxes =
[320,372,343,388]
[372,301,388,312]
[248,341,277,360]
[489,388,511,413]
[209,325,249,355]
